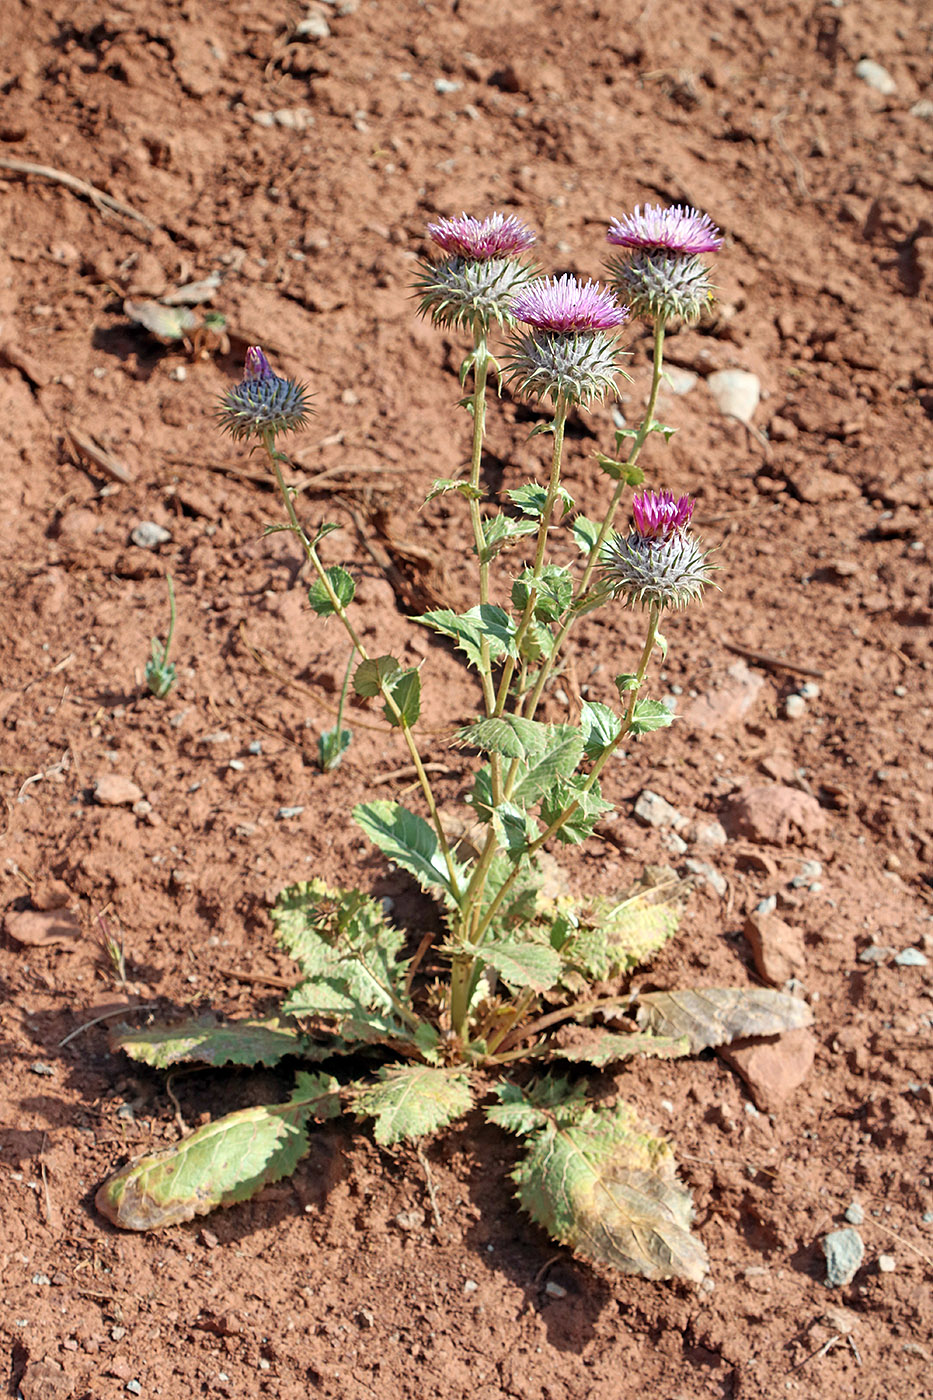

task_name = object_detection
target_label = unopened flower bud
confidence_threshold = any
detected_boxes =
[217,347,312,441]
[601,490,711,611]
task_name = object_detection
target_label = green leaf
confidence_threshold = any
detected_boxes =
[465,764,494,822]
[489,1082,709,1282]
[272,879,412,1028]
[353,801,467,904]
[555,876,684,981]
[492,801,539,855]
[571,515,601,554]
[95,1074,340,1231]
[478,513,538,563]
[595,453,645,487]
[511,564,574,623]
[383,667,421,728]
[312,521,342,547]
[636,987,814,1053]
[351,1066,474,1145]
[629,698,675,736]
[580,700,621,759]
[308,566,355,618]
[459,714,554,761]
[549,1030,691,1067]
[353,655,401,698]
[318,726,352,771]
[507,482,574,519]
[482,939,562,993]
[614,672,640,694]
[110,1016,312,1070]
[425,477,483,503]
[418,605,517,667]
[540,776,613,844]
[512,729,585,808]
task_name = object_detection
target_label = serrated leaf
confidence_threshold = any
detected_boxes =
[308,565,355,617]
[478,513,539,562]
[636,987,814,1053]
[110,1017,311,1070]
[511,564,574,623]
[492,1085,708,1282]
[383,667,421,727]
[351,1066,474,1145]
[629,698,675,736]
[353,655,401,698]
[595,454,645,487]
[507,482,574,519]
[572,515,601,553]
[580,700,621,759]
[459,714,553,761]
[540,776,613,844]
[95,1074,340,1231]
[418,604,517,667]
[492,801,539,854]
[482,938,562,993]
[549,1030,690,1067]
[425,477,483,503]
[353,801,467,904]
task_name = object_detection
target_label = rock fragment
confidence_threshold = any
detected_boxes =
[723,784,826,844]
[130,521,171,549]
[743,910,807,985]
[718,1027,817,1111]
[822,1228,864,1287]
[680,662,764,734]
[93,775,144,806]
[3,907,82,948]
[707,368,760,423]
[633,790,687,831]
[854,59,896,95]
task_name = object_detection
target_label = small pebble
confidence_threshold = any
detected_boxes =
[31,1273,51,1286]
[275,805,304,820]
[248,740,263,755]
[844,1202,865,1225]
[435,78,462,93]
[756,895,778,916]
[29,1062,55,1077]
[798,681,820,700]
[130,521,171,549]
[544,1280,567,1298]
[877,1254,896,1273]
[894,948,928,967]
[854,58,897,95]
[858,945,893,964]
[126,1382,142,1396]
[784,694,807,719]
[822,1228,864,1287]
[463,1279,478,1294]
[228,759,245,771]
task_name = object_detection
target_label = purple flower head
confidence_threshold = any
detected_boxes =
[511,275,629,334]
[607,205,722,256]
[427,211,536,261]
[244,345,274,380]
[631,490,695,540]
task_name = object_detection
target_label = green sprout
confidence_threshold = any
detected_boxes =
[145,573,177,699]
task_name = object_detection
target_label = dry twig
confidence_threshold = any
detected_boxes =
[0,156,158,231]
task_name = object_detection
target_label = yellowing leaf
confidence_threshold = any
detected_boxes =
[636,986,814,1053]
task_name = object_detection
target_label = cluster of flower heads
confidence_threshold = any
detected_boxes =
[605,203,723,326]
[217,346,312,441]
[601,489,711,612]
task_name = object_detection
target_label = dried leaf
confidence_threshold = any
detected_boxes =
[96,1073,340,1231]
[636,986,813,1053]
[549,1029,691,1067]
[489,1083,708,1282]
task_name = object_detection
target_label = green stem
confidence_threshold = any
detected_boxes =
[472,605,663,944]
[262,430,462,901]
[522,316,668,723]
[334,644,355,739]
[162,572,176,661]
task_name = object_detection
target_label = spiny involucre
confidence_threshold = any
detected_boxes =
[415,210,537,331]
[601,490,711,611]
[217,346,312,441]
[606,204,722,326]
[505,274,630,407]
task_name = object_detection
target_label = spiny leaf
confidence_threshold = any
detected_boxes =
[478,513,538,562]
[353,655,401,698]
[636,986,814,1053]
[308,566,355,617]
[629,697,675,736]
[417,605,516,668]
[425,477,483,503]
[382,667,421,728]
[482,939,562,993]
[460,714,555,761]
[110,1016,314,1070]
[579,700,622,759]
[490,1084,708,1283]
[540,776,613,844]
[352,801,468,904]
[95,1074,340,1231]
[559,886,682,981]
[571,515,601,554]
[548,1029,690,1067]
[511,564,575,623]
[351,1066,474,1145]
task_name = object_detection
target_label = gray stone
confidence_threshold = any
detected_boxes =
[633,789,687,831]
[130,520,171,549]
[894,947,928,967]
[295,11,330,38]
[707,368,760,424]
[822,1228,864,1287]
[858,945,894,964]
[275,805,305,819]
[684,857,727,897]
[854,59,896,95]
[844,1201,865,1225]
[877,1254,896,1273]
[784,694,807,719]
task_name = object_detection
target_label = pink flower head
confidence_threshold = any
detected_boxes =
[607,205,722,256]
[427,211,536,261]
[244,346,274,380]
[631,490,695,540]
[511,275,629,333]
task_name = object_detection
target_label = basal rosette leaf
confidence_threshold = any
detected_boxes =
[489,1082,708,1282]
[548,1029,691,1067]
[351,1066,474,1146]
[551,876,684,982]
[110,1016,319,1070]
[636,986,814,1053]
[482,938,563,993]
[96,1073,340,1232]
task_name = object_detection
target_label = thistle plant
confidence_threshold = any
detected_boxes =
[98,206,811,1283]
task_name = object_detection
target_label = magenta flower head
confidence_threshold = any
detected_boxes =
[600,491,710,612]
[607,205,722,256]
[415,210,538,332]
[631,489,694,539]
[605,204,721,326]
[505,275,630,408]
[217,346,312,442]
[427,211,536,261]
